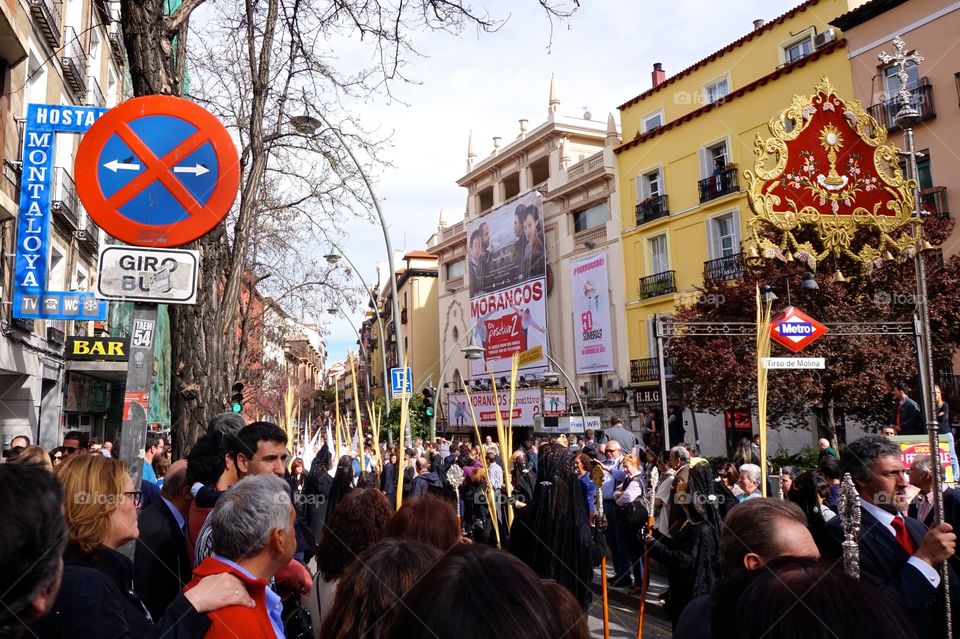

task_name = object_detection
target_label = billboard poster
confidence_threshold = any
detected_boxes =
[467,191,548,377]
[892,435,956,484]
[447,388,542,428]
[570,251,614,374]
[543,387,567,417]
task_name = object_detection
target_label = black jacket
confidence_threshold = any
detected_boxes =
[134,499,191,621]
[898,396,923,435]
[647,520,720,625]
[31,546,209,638]
[823,505,959,638]
[410,471,443,498]
[381,462,397,495]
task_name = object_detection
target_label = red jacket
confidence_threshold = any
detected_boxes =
[185,557,277,639]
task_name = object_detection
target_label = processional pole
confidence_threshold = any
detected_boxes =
[879,35,951,638]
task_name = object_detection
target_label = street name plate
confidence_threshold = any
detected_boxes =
[96,245,199,304]
[762,357,825,370]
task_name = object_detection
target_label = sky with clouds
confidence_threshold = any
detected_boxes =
[316,0,801,365]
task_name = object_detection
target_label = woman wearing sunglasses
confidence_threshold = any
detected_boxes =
[31,454,254,638]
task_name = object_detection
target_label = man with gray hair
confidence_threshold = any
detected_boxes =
[908,454,960,529]
[822,435,957,639]
[186,474,297,638]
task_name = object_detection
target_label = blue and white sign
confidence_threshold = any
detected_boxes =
[14,104,108,320]
[390,367,413,399]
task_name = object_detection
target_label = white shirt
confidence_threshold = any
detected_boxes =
[616,473,645,507]
[860,498,939,587]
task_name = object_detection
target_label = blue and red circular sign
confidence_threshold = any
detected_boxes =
[75,95,240,247]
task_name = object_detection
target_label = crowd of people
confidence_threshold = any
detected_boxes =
[1,411,958,638]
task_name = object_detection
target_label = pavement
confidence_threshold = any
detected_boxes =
[586,561,673,638]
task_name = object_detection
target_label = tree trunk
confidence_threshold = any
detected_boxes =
[120,0,182,96]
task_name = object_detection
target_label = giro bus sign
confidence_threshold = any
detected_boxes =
[74,95,240,247]
[770,306,828,353]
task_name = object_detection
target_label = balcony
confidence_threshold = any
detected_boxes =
[639,270,677,300]
[76,217,99,254]
[704,252,745,283]
[12,318,35,333]
[698,166,739,203]
[29,0,62,49]
[867,79,935,131]
[921,186,950,220]
[630,357,677,384]
[46,324,65,345]
[51,167,79,229]
[61,27,88,98]
[2,160,20,205]
[107,23,125,61]
[635,194,669,225]
[86,76,105,108]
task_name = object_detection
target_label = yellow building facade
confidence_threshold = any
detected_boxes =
[615,0,863,398]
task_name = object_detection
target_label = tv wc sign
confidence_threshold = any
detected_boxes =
[770,306,829,353]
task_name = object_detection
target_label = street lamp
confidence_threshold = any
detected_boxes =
[323,248,392,423]
[292,110,408,440]
[762,273,819,306]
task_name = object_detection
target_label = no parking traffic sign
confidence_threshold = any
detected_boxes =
[74,96,240,247]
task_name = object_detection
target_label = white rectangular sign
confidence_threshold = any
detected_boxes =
[448,388,542,428]
[570,251,615,374]
[762,357,825,369]
[96,246,199,304]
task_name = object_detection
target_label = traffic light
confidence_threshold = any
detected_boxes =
[231,382,244,413]
[422,387,435,418]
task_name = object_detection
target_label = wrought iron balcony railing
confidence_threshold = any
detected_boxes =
[698,166,739,203]
[52,167,79,228]
[29,0,62,49]
[868,79,935,132]
[635,194,669,225]
[703,252,745,283]
[61,27,88,97]
[639,270,677,300]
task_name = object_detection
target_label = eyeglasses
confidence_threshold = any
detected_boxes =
[62,447,78,454]
[605,448,621,454]
[124,491,143,507]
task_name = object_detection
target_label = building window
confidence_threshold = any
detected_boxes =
[883,60,920,99]
[643,111,663,133]
[701,140,729,177]
[648,234,668,273]
[477,186,494,213]
[573,202,609,233]
[636,168,662,200]
[445,259,465,281]
[784,36,813,63]
[898,150,932,190]
[503,172,520,200]
[709,212,740,259]
[704,77,729,103]
[530,156,549,186]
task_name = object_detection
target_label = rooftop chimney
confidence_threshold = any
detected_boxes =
[651,62,666,88]
[753,18,765,30]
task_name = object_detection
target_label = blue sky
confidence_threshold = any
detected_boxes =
[320,0,801,365]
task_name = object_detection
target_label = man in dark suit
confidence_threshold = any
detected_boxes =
[908,454,960,529]
[893,383,923,435]
[134,459,193,620]
[822,436,957,638]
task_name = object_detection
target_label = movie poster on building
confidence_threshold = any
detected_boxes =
[466,191,548,377]
[447,388,542,428]
[570,251,614,374]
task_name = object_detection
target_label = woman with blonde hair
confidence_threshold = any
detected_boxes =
[9,445,54,472]
[31,454,253,638]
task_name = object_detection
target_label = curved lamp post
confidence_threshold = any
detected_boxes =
[543,353,588,425]
[324,250,392,423]
[292,112,408,441]
[326,307,372,416]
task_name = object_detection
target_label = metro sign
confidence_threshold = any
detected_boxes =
[770,306,828,353]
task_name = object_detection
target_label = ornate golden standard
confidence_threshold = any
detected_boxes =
[744,77,919,274]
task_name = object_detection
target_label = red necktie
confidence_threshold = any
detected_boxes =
[891,516,916,554]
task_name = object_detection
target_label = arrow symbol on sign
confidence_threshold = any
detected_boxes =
[103,159,141,172]
[173,163,210,176]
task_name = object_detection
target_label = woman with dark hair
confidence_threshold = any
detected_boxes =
[384,494,461,551]
[779,465,797,496]
[510,450,536,507]
[308,488,392,630]
[715,460,743,498]
[464,467,494,545]
[645,464,723,629]
[787,470,834,544]
[320,539,440,639]
[302,445,333,546]
[380,544,589,639]
[712,556,918,639]
[381,452,398,506]
[509,443,597,609]
[324,455,355,522]
[288,457,306,496]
